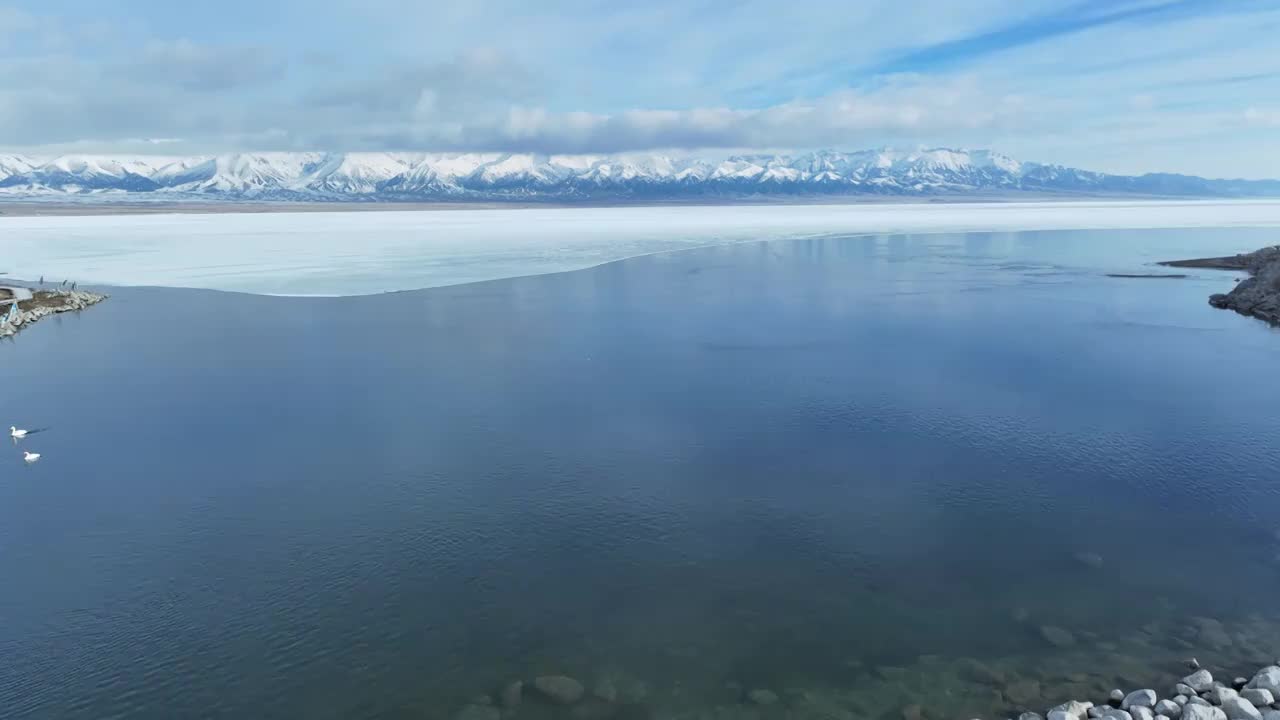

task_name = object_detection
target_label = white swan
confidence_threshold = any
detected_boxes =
[23,451,40,463]
[10,426,27,439]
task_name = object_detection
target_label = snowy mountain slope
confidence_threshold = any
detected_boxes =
[0,148,1275,201]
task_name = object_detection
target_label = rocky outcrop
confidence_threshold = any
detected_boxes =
[0,288,107,339]
[1162,246,1280,326]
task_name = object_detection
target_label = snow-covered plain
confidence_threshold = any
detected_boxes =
[3,200,1280,296]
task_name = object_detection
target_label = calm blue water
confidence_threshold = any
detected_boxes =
[2,228,1280,720]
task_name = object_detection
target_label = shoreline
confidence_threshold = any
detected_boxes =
[0,194,1264,218]
[0,286,108,339]
[1161,246,1280,326]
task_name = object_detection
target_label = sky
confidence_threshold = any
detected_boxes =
[0,0,1277,178]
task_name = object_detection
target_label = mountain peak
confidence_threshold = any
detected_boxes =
[0,149,1275,201]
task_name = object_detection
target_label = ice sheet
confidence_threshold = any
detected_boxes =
[3,200,1280,296]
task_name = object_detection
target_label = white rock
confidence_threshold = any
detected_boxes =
[1176,697,1189,707]
[1261,711,1280,720]
[1051,711,1078,720]
[1242,691,1275,708]
[1133,707,1155,720]
[1053,702,1094,719]
[1126,691,1160,710]
[1221,696,1263,720]
[1210,688,1240,706]
[1101,710,1134,720]
[1155,700,1182,717]
[1184,706,1217,720]
[1179,686,1200,698]
[1188,698,1211,707]
[1248,669,1280,696]
[1090,709,1103,719]
[1185,672,1216,694]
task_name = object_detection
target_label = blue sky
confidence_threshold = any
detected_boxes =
[0,0,1277,177]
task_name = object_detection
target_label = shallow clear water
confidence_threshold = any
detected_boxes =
[2,228,1280,720]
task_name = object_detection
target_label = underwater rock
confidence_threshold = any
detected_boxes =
[501,680,523,709]
[534,675,585,705]
[454,704,501,720]
[1041,626,1077,648]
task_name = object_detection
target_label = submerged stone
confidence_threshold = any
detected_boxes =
[535,675,585,705]
[1040,625,1077,648]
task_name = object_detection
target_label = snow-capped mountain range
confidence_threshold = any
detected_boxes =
[0,148,1276,202]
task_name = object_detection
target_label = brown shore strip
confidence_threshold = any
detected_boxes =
[1160,246,1280,326]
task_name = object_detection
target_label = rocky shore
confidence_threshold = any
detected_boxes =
[451,661,1280,720]
[444,602,1280,720]
[1161,246,1280,326]
[0,287,107,339]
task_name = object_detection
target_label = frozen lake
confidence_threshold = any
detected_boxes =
[4,200,1280,295]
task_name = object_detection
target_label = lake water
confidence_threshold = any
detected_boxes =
[2,227,1280,720]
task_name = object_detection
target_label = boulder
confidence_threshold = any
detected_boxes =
[1248,669,1280,696]
[1209,688,1240,706]
[1184,707,1217,720]
[1051,701,1093,719]
[535,675,586,705]
[1185,671,1216,694]
[1221,696,1263,720]
[1125,691,1159,710]
[1242,691,1275,708]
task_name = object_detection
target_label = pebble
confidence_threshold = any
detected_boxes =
[1050,712,1077,720]
[1154,700,1182,718]
[1179,687,1199,698]
[1132,708,1154,720]
[1088,710,1102,719]
[1176,697,1189,707]
[1101,709,1133,720]
[1236,680,1251,691]
[749,689,778,706]
[1187,698,1211,707]
[534,675,585,705]
[1112,691,1128,705]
